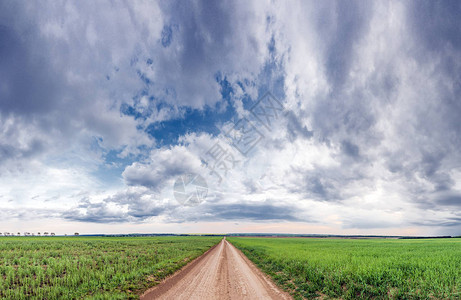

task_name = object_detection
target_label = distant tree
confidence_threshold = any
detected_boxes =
[51,233,56,236]
[43,232,49,236]
[74,232,79,236]
[17,232,20,236]
[37,232,41,236]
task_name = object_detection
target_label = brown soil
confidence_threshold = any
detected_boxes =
[141,238,292,300]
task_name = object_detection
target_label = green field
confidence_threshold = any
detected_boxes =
[0,236,221,299]
[228,237,461,299]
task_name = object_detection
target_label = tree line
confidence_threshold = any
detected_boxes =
[0,232,80,236]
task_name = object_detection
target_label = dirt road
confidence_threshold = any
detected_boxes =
[141,238,292,300]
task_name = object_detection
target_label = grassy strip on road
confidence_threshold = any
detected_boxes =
[0,236,221,299]
[228,237,461,299]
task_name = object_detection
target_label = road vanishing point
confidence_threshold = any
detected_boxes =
[141,238,292,300]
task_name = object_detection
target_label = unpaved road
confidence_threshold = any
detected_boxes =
[141,238,292,300]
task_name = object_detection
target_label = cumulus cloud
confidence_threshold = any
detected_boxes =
[62,189,170,223]
[122,145,203,190]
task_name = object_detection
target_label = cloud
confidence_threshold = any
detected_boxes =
[62,189,305,224]
[0,208,61,221]
[0,1,154,174]
[199,202,302,222]
[125,0,272,109]
[0,25,62,116]
[122,145,203,190]
[62,190,170,223]
[1,1,461,235]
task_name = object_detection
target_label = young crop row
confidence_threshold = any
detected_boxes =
[0,236,221,299]
[227,237,461,299]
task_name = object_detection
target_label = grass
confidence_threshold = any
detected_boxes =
[0,236,221,299]
[227,237,461,299]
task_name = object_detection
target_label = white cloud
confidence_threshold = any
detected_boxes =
[123,145,203,190]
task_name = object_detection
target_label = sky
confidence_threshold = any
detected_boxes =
[1,1,460,236]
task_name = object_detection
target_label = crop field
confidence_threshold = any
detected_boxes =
[0,236,221,299]
[228,237,461,299]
